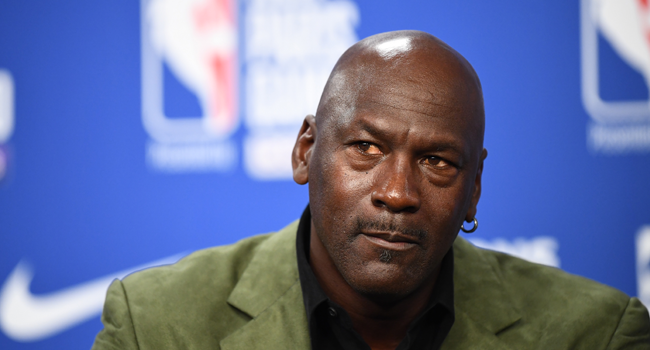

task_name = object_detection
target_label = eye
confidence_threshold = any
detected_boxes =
[424,156,451,168]
[357,142,382,155]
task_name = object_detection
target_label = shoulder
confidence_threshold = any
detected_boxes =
[456,236,628,310]
[453,236,650,348]
[99,221,299,348]
[121,231,272,301]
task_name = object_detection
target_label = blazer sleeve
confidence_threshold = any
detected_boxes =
[91,279,140,350]
[606,297,650,349]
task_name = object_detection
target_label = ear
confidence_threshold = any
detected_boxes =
[465,148,488,222]
[292,115,317,185]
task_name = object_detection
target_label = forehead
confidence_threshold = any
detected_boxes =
[320,54,480,145]
[355,74,463,121]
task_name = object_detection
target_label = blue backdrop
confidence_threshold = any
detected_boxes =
[1,0,649,348]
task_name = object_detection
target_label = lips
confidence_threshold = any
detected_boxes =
[361,231,419,251]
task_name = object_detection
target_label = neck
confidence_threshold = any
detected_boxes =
[309,228,441,350]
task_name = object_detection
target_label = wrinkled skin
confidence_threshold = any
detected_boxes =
[292,30,487,349]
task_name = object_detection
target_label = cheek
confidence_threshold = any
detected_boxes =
[308,154,376,249]
[417,184,470,242]
[312,153,373,209]
[427,168,475,212]
[427,189,462,220]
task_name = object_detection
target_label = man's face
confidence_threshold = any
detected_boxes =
[296,46,485,300]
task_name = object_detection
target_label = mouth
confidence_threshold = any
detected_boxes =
[361,231,419,251]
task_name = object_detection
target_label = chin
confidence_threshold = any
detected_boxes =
[342,262,424,302]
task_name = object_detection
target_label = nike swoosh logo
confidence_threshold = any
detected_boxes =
[0,254,184,342]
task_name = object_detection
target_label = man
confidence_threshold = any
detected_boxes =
[92,30,650,349]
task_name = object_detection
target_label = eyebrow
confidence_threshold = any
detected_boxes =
[356,118,460,147]
[357,119,390,138]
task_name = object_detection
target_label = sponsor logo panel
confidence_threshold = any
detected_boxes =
[141,0,360,178]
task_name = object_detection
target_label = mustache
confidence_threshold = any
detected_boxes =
[354,217,428,242]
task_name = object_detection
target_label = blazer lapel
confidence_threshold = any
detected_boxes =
[220,281,310,350]
[221,221,310,350]
[441,237,522,350]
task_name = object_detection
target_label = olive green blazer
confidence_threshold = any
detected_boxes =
[92,221,650,349]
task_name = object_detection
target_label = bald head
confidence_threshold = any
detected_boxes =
[316,30,485,153]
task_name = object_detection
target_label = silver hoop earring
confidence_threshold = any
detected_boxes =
[460,217,478,233]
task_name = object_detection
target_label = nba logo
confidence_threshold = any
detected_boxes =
[141,0,239,171]
[581,0,650,153]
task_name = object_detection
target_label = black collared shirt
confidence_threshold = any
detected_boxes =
[296,206,455,350]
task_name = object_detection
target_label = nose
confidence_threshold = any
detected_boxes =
[371,156,421,213]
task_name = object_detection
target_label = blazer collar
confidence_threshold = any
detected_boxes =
[222,221,522,350]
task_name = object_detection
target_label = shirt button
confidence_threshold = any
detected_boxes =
[328,307,338,317]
